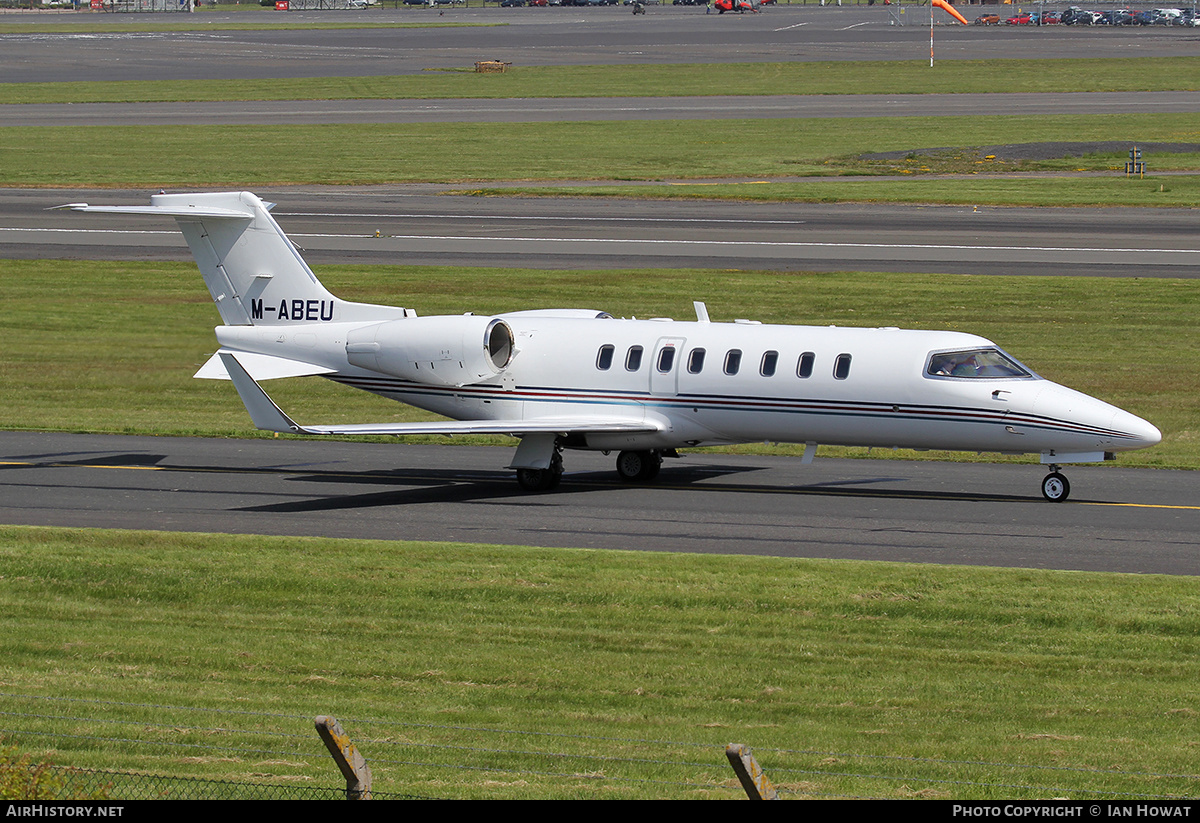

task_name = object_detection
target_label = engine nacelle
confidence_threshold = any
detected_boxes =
[345,315,514,386]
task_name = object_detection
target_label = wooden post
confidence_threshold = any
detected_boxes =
[725,743,778,800]
[315,715,373,800]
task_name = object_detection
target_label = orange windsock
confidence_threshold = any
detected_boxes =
[932,0,968,24]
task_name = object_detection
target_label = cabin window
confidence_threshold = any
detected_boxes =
[724,349,742,376]
[797,351,815,378]
[625,346,643,372]
[926,348,1032,379]
[834,353,852,380]
[687,348,706,374]
[760,351,778,377]
[657,347,676,373]
[596,345,614,371]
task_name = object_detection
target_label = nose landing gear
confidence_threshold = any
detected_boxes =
[1041,466,1070,502]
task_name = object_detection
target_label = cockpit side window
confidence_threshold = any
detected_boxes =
[926,348,1032,379]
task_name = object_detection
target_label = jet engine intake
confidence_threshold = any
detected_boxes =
[346,315,514,386]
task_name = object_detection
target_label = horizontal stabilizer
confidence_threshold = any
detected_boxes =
[52,203,254,219]
[195,350,336,381]
[218,352,661,438]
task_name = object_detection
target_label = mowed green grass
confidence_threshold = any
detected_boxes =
[5,113,1200,194]
[1,260,1195,468]
[3,58,1199,104]
[3,525,1200,799]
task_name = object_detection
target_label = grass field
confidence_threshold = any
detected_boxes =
[5,113,1200,195]
[3,525,1200,799]
[4,58,1200,104]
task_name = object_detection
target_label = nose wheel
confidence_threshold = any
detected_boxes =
[1041,469,1070,503]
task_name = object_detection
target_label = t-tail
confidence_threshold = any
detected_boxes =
[57,191,401,326]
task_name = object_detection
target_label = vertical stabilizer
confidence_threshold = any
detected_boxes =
[150,191,335,326]
[59,191,405,326]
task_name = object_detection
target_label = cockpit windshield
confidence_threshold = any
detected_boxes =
[926,348,1032,379]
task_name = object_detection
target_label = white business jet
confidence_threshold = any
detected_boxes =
[60,191,1161,501]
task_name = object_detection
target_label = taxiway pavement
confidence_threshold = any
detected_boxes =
[4,431,1197,575]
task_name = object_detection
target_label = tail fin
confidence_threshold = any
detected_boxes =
[157,191,334,326]
[59,191,404,326]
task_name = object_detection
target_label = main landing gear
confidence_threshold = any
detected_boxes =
[1041,465,1071,503]
[515,450,563,493]
[514,448,673,492]
[615,449,663,483]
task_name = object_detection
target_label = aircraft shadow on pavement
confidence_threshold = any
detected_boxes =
[233,462,1038,513]
[1,453,1044,511]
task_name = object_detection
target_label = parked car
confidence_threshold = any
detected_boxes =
[974,13,1000,24]
[1004,12,1033,23]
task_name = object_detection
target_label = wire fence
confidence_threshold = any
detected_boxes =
[2,692,1198,800]
[36,766,423,800]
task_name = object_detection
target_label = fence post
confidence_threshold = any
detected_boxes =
[315,715,373,800]
[725,743,778,800]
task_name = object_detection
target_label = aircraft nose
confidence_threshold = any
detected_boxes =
[1113,409,1162,450]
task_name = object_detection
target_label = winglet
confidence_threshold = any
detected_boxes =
[218,352,314,435]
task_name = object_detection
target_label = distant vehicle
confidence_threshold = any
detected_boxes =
[1005,12,1033,24]
[500,0,525,6]
[714,0,762,12]
[974,13,1000,23]
[1151,7,1183,22]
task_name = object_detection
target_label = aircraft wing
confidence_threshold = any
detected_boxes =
[218,352,661,437]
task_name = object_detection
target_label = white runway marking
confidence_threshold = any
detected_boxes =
[6,226,1198,259]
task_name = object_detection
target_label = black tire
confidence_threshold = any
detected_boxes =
[1041,472,1070,503]
[615,450,661,482]
[516,453,563,492]
[615,450,645,481]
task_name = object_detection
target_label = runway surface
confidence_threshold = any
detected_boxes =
[7,186,1199,277]
[4,431,1198,575]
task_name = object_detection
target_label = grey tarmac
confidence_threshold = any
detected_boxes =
[3,431,1197,575]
